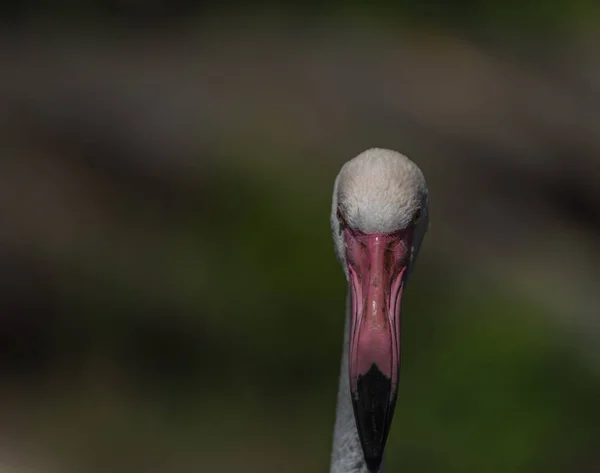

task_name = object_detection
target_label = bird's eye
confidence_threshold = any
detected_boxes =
[337,207,347,232]
[412,208,421,226]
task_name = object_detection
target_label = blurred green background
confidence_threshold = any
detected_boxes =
[0,2,599,473]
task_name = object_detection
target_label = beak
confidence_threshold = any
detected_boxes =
[344,228,412,473]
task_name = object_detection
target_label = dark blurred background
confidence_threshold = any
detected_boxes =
[1,2,600,472]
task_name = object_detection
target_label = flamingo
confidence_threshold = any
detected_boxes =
[329,149,429,473]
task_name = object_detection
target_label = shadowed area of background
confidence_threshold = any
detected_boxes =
[0,2,599,472]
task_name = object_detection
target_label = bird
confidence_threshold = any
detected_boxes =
[329,148,429,473]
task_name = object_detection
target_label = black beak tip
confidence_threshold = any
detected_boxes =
[365,455,383,473]
[351,363,397,473]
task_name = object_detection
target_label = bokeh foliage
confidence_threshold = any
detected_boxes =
[11,157,596,473]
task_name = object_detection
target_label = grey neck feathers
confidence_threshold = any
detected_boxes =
[329,292,386,473]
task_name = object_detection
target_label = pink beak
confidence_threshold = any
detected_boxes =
[344,226,413,472]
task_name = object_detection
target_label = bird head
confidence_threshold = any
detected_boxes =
[331,148,429,472]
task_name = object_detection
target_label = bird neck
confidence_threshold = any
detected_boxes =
[330,291,385,473]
